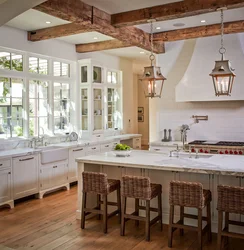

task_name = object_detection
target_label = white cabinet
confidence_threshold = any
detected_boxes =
[13,155,39,199]
[100,142,113,153]
[85,145,100,156]
[0,168,12,206]
[68,146,86,183]
[120,136,142,150]
[79,59,123,138]
[39,160,69,198]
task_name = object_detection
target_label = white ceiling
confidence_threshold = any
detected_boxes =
[137,7,244,32]
[82,0,182,14]
[58,32,114,44]
[7,9,70,31]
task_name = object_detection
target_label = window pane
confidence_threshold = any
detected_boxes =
[39,117,48,134]
[29,57,38,73]
[12,53,23,71]
[62,63,69,77]
[54,82,61,99]
[0,77,10,100]
[29,117,36,136]
[39,58,48,75]
[54,116,69,132]
[12,103,23,119]
[39,99,48,116]
[62,83,69,99]
[54,100,61,116]
[12,120,23,137]
[107,71,112,83]
[0,52,11,70]
[12,78,23,98]
[39,81,48,99]
[112,72,117,84]
[29,99,37,117]
[53,61,61,76]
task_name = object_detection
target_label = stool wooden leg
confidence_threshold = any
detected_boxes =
[207,203,212,242]
[198,208,202,250]
[217,211,223,250]
[180,206,184,236]
[117,188,121,224]
[224,212,229,246]
[168,205,174,248]
[121,197,126,236]
[135,198,139,227]
[103,194,108,234]
[81,192,87,229]
[158,193,163,231]
[97,194,101,220]
[146,200,151,241]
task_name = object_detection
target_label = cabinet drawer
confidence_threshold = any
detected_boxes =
[86,145,100,156]
[72,147,86,153]
[0,159,11,169]
[92,134,104,140]
[101,143,113,152]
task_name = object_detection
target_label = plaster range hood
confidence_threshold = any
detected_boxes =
[175,34,244,102]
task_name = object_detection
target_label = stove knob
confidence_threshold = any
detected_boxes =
[191,148,195,153]
[225,150,229,154]
[199,149,203,153]
[219,151,224,154]
[229,150,233,155]
[239,151,243,155]
[234,151,238,155]
[205,150,208,154]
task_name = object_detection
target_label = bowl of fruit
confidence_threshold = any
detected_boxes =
[113,143,131,157]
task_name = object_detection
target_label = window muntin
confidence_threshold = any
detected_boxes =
[0,51,23,71]
[53,61,70,77]
[29,80,49,136]
[29,57,48,75]
[0,77,23,137]
[53,82,70,133]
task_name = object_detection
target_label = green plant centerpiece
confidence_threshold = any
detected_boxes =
[114,143,131,157]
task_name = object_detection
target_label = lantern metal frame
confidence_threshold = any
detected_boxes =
[209,8,236,96]
[139,20,166,98]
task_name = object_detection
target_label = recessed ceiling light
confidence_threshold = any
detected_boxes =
[46,21,51,24]
[201,20,206,23]
[173,23,185,27]
[140,51,145,54]
[156,27,161,30]
[94,37,98,40]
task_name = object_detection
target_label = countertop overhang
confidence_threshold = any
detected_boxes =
[76,150,244,176]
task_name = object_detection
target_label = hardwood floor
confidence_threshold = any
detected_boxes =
[0,185,243,250]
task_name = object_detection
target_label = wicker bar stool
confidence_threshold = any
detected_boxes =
[217,185,244,250]
[81,172,121,234]
[168,181,212,250]
[120,175,162,241]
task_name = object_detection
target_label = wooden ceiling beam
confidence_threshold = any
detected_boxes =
[76,40,131,53]
[31,0,165,54]
[111,0,244,27]
[153,20,244,42]
[28,23,96,42]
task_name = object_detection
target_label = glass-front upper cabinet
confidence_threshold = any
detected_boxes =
[93,88,103,131]
[81,88,88,131]
[107,70,118,84]
[107,88,121,130]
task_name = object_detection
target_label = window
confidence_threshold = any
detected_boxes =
[0,51,23,71]
[29,80,49,136]
[107,71,117,84]
[0,77,23,137]
[53,82,70,133]
[53,61,70,77]
[29,57,48,75]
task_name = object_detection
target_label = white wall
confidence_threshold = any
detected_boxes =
[0,25,77,61]
[150,37,244,142]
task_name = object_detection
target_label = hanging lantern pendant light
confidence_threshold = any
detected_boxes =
[210,9,236,96]
[140,20,166,98]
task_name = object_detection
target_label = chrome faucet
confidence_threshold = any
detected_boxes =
[169,144,179,157]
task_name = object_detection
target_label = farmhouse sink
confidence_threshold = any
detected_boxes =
[39,146,68,164]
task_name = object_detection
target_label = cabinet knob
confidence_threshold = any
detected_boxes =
[0,164,3,166]
[8,172,11,175]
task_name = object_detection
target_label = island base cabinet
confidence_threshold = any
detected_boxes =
[69,147,86,183]
[13,155,39,200]
[0,169,12,207]
[39,161,69,199]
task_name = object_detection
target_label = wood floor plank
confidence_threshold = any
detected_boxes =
[0,185,243,250]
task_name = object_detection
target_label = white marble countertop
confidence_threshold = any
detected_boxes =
[0,148,41,160]
[0,134,142,158]
[76,150,244,176]
[150,141,183,147]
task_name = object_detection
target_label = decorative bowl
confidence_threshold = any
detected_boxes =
[113,150,132,157]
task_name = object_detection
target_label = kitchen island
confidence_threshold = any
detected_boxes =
[76,150,244,232]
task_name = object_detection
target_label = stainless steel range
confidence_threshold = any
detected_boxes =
[186,140,244,155]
